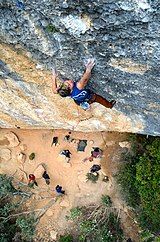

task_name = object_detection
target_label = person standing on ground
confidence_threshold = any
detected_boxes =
[52,59,116,110]
[28,174,38,188]
[42,171,50,185]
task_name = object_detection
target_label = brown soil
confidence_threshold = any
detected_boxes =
[0,129,140,241]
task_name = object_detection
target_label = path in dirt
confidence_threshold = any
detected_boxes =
[0,129,140,241]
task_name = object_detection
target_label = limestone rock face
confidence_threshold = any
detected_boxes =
[0,1,160,135]
[4,132,20,147]
[0,148,11,161]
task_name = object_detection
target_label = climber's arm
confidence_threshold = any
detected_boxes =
[77,59,95,90]
[52,69,58,94]
[77,69,91,90]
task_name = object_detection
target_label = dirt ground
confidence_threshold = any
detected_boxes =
[0,129,140,241]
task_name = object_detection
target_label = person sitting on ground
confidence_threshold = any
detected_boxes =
[28,174,38,188]
[64,131,75,142]
[83,147,103,162]
[91,147,103,158]
[55,185,65,195]
[60,149,72,163]
[90,164,101,173]
[52,59,116,110]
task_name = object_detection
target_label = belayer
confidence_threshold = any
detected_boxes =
[28,174,38,188]
[52,59,116,110]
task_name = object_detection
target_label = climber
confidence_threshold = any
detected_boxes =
[52,59,116,110]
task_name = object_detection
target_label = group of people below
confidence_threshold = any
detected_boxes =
[28,171,50,187]
[28,172,65,195]
[27,147,102,195]
[60,147,103,162]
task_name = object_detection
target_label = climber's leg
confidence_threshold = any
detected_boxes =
[89,93,116,109]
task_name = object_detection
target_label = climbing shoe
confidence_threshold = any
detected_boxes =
[110,100,116,108]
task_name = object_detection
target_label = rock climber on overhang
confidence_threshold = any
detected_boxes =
[51,59,116,110]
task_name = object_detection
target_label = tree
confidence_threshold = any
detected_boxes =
[0,174,36,242]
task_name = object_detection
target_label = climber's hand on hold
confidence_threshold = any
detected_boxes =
[52,67,58,78]
[52,68,58,93]
[85,58,95,72]
[77,59,95,90]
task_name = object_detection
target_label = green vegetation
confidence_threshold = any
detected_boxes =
[0,174,17,197]
[140,230,159,242]
[29,152,35,160]
[59,234,73,242]
[16,216,36,241]
[69,207,82,220]
[86,172,99,183]
[0,174,37,241]
[68,198,124,242]
[46,24,59,33]
[79,220,94,241]
[118,135,160,238]
[101,195,112,207]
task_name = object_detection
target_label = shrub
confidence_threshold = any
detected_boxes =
[117,159,140,207]
[16,215,36,241]
[101,195,112,207]
[0,202,19,217]
[46,24,58,33]
[68,203,124,242]
[135,139,160,232]
[78,211,123,242]
[96,213,124,242]
[79,220,95,241]
[0,174,16,197]
[59,234,73,242]
[29,153,35,160]
[140,230,155,242]
[86,172,99,183]
[80,220,94,234]
[0,174,37,241]
[118,136,160,235]
[69,207,82,220]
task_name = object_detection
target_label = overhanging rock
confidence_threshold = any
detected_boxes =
[0,0,160,135]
